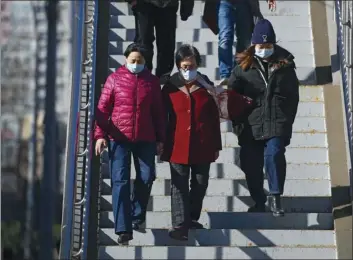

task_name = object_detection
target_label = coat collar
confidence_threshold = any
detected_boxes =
[168,72,203,95]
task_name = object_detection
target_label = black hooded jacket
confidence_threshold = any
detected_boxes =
[228,45,300,145]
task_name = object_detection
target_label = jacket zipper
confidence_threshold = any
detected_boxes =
[132,74,138,140]
[255,67,268,139]
[255,63,280,140]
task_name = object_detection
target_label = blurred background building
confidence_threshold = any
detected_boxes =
[1,1,71,257]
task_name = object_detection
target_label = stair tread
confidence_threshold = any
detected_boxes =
[99,161,330,180]
[101,179,331,197]
[99,228,335,247]
[100,211,333,230]
[98,246,337,259]
[100,195,332,213]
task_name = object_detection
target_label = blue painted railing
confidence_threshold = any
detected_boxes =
[58,1,87,259]
[81,1,99,259]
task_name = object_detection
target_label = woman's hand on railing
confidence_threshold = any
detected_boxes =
[95,138,107,156]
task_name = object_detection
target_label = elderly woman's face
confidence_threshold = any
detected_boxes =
[126,51,145,64]
[179,57,197,71]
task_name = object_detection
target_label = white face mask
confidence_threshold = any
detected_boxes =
[126,63,145,74]
[255,48,274,59]
[180,69,198,82]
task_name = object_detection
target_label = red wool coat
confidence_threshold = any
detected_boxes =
[160,73,222,164]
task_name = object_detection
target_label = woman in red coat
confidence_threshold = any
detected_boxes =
[94,43,166,244]
[160,44,222,240]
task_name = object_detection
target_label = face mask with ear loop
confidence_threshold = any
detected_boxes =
[180,69,198,82]
[126,63,145,73]
[255,48,274,59]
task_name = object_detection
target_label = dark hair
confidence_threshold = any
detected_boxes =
[175,44,201,68]
[236,45,255,70]
[123,43,147,58]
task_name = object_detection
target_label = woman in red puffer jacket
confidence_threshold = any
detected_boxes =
[94,43,166,244]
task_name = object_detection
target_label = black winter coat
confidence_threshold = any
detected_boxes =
[228,45,300,145]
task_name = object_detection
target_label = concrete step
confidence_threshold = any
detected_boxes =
[100,211,333,230]
[110,1,311,18]
[110,24,312,43]
[216,147,328,164]
[98,246,337,259]
[221,132,327,148]
[110,40,315,58]
[220,118,326,133]
[100,195,332,213]
[101,178,331,197]
[99,147,330,165]
[99,147,329,169]
[99,228,335,247]
[100,161,330,180]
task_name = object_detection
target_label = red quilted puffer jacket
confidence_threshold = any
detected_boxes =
[94,66,166,143]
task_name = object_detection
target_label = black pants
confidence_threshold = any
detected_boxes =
[169,163,210,228]
[133,3,177,78]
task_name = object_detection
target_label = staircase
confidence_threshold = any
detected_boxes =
[98,1,337,259]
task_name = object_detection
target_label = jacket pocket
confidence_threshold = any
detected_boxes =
[247,98,262,125]
[274,95,288,123]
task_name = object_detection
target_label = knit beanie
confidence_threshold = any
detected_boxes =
[251,19,276,44]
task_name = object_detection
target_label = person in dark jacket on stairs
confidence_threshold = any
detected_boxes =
[126,0,194,83]
[228,19,299,217]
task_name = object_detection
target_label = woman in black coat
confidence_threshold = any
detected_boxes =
[228,19,299,217]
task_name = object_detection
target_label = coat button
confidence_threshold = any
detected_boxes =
[187,126,191,130]
[187,109,190,113]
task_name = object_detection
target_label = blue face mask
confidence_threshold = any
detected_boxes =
[255,48,274,59]
[126,63,145,74]
[180,69,198,82]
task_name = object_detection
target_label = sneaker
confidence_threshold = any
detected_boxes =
[190,220,204,229]
[270,195,285,217]
[117,232,133,244]
[168,226,188,241]
[247,203,266,213]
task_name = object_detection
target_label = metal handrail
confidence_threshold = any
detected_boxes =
[81,1,98,258]
[59,1,85,259]
[335,0,353,195]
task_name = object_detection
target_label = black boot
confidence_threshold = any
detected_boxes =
[117,232,133,244]
[270,195,284,217]
[168,226,189,241]
[190,220,204,229]
[132,220,145,231]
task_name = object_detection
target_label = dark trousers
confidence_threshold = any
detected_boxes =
[133,3,177,78]
[240,137,287,205]
[109,141,156,234]
[169,163,210,228]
